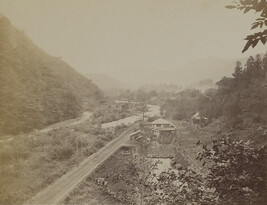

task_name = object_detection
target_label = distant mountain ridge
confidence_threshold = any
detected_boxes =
[0,15,103,136]
[85,73,129,90]
[105,57,250,88]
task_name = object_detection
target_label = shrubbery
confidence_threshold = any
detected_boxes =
[92,103,132,124]
[0,121,123,204]
[94,136,266,205]
[151,136,266,205]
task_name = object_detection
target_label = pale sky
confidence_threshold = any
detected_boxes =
[0,0,266,85]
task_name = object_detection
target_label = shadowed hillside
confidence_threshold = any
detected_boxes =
[0,15,103,136]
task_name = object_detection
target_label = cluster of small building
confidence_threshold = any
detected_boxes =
[130,111,208,143]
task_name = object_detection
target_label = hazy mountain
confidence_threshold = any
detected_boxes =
[106,57,242,88]
[177,57,246,84]
[85,73,129,90]
[0,15,103,136]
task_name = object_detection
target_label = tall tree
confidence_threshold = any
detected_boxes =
[232,61,243,79]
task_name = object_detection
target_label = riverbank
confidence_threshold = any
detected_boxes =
[102,104,160,129]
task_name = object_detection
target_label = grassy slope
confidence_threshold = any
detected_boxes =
[0,119,126,205]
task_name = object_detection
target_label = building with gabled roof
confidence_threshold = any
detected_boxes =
[151,118,176,138]
[151,118,176,129]
[192,112,208,126]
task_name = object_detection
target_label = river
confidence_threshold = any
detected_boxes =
[102,104,160,129]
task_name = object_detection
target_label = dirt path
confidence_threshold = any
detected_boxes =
[26,124,137,205]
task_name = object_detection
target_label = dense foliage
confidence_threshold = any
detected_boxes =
[164,53,267,130]
[152,136,266,205]
[94,137,266,205]
[162,89,202,120]
[0,16,103,136]
[200,54,267,128]
[226,0,267,53]
[197,136,266,205]
[92,102,134,124]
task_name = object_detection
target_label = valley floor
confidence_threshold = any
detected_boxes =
[63,119,220,204]
[0,104,160,204]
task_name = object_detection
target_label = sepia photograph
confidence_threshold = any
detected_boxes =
[0,0,266,204]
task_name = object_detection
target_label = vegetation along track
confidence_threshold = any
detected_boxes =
[25,124,137,205]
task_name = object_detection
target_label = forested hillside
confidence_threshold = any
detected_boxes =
[199,54,267,128]
[0,15,103,136]
[157,53,267,205]
[164,53,267,139]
